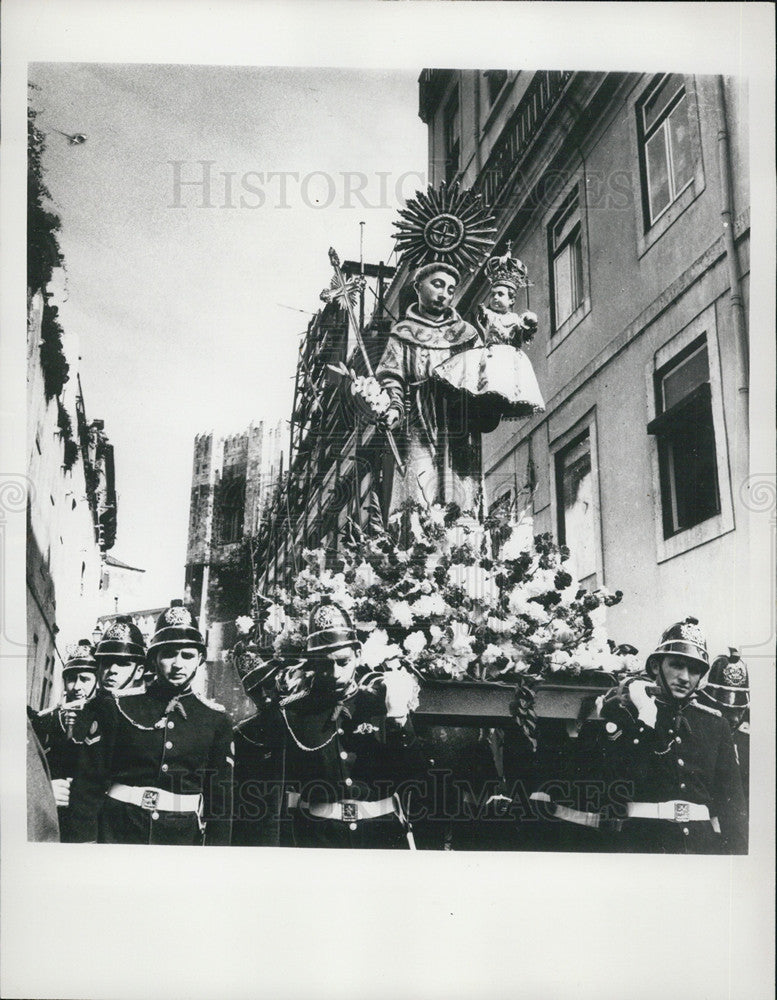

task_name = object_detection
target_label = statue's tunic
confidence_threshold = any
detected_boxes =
[376,304,483,512]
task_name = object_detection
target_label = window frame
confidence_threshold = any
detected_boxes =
[544,175,592,351]
[632,73,705,256]
[645,303,734,563]
[549,410,603,589]
[443,87,461,185]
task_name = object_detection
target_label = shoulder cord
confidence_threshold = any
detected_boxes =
[114,694,187,732]
[280,707,337,753]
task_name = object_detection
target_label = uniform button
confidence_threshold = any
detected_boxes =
[167,721,174,729]
[677,759,685,767]
[675,737,682,744]
[337,728,344,736]
[605,722,618,733]
[633,738,639,744]
[161,764,169,772]
[340,751,348,760]
[151,811,160,820]
[165,741,173,749]
[345,777,353,787]
[683,827,689,836]
[348,822,357,831]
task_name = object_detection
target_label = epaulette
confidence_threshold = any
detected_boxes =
[192,691,227,713]
[689,699,722,717]
[36,705,58,716]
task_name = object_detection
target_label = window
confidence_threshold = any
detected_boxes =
[549,188,584,330]
[637,74,694,227]
[647,336,720,538]
[484,70,508,106]
[216,476,245,545]
[555,430,597,583]
[443,90,460,185]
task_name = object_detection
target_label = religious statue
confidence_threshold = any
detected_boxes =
[376,262,483,511]
[372,183,498,512]
[433,244,545,424]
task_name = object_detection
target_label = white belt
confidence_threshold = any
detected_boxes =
[626,800,711,822]
[108,783,202,814]
[298,797,396,823]
[530,792,601,829]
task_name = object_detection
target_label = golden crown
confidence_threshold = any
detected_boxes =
[484,243,529,290]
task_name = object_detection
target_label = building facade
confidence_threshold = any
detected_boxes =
[27,289,118,709]
[416,69,755,658]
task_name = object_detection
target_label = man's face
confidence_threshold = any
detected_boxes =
[98,657,144,692]
[415,271,457,315]
[326,646,359,690]
[658,655,705,699]
[156,646,202,688]
[63,671,97,701]
[487,284,514,314]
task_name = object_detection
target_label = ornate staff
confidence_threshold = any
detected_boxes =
[327,247,405,476]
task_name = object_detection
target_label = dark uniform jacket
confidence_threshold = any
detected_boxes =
[598,690,747,854]
[29,703,93,842]
[69,682,234,846]
[232,693,287,847]
[277,682,428,849]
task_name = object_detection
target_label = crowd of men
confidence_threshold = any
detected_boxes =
[28,602,750,853]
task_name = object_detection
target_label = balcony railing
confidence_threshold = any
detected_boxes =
[477,70,574,209]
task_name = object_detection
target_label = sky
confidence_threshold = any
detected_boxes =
[29,63,427,607]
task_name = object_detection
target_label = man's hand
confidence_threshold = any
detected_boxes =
[383,668,420,722]
[626,678,659,729]
[51,777,72,808]
[384,407,402,432]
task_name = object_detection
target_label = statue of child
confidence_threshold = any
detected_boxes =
[433,245,545,429]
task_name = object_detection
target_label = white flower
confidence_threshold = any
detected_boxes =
[449,621,474,659]
[549,650,575,672]
[264,603,287,636]
[429,625,444,644]
[388,600,414,628]
[361,629,403,669]
[508,588,549,623]
[403,631,427,657]
[481,643,504,665]
[500,517,534,560]
[523,567,557,598]
[428,505,446,527]
[353,561,379,591]
[487,616,512,634]
[550,619,576,644]
[448,564,497,604]
[235,616,254,635]
[411,592,447,619]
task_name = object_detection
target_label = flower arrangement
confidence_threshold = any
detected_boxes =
[256,500,639,686]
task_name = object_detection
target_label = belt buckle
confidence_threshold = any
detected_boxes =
[341,801,357,823]
[141,789,159,811]
[674,802,690,823]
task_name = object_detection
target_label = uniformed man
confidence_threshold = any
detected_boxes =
[94,617,147,695]
[597,617,747,854]
[69,601,234,846]
[275,601,427,849]
[698,649,750,812]
[231,631,290,847]
[29,640,99,842]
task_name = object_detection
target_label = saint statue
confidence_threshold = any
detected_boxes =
[376,262,484,511]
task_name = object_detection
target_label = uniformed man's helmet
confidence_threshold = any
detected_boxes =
[702,650,750,710]
[147,600,206,655]
[62,639,97,675]
[232,632,284,697]
[94,616,146,660]
[645,616,709,677]
[306,601,359,656]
